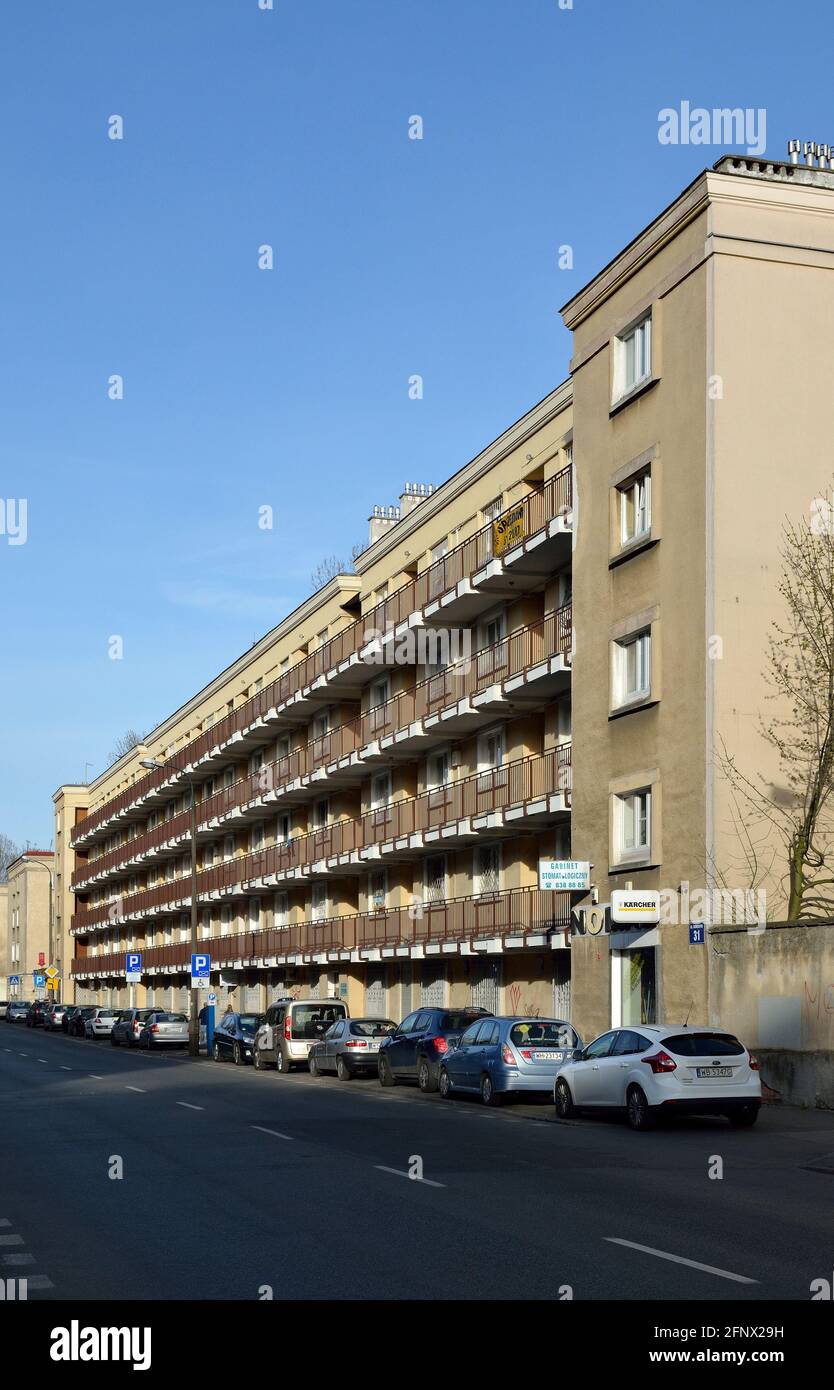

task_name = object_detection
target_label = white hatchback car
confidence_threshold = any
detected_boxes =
[554,1025,761,1131]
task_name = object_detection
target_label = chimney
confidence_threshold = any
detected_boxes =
[367,504,400,546]
[399,481,436,519]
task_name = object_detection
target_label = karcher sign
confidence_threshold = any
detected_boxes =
[611,890,660,925]
[492,503,525,556]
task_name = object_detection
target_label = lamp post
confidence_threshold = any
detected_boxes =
[141,758,201,1058]
[26,855,55,998]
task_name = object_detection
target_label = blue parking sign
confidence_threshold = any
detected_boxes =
[34,973,45,988]
[191,953,211,988]
[126,952,142,982]
[689,923,705,945]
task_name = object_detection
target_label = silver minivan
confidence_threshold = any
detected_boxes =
[253,998,349,1072]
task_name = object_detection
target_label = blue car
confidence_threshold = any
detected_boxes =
[212,1011,264,1066]
[438,1016,582,1106]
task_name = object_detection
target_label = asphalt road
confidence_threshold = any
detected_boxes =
[1,1021,833,1302]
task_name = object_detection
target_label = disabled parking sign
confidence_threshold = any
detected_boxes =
[125,952,142,983]
[191,952,211,988]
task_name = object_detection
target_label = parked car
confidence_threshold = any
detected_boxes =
[62,1005,84,1033]
[553,1025,762,1131]
[45,1004,74,1031]
[309,1017,396,1080]
[0,1000,8,1020]
[110,1008,159,1047]
[138,1011,189,1050]
[83,1008,121,1039]
[253,999,349,1073]
[7,1001,31,1023]
[439,1016,582,1106]
[69,1006,98,1037]
[213,1012,264,1065]
[377,1006,493,1091]
[25,1000,53,1028]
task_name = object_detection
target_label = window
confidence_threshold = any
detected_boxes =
[424,855,446,904]
[276,734,291,761]
[249,896,261,930]
[615,314,652,399]
[583,1032,618,1059]
[313,799,329,830]
[277,814,291,845]
[274,891,288,928]
[370,771,391,810]
[616,789,651,859]
[482,495,503,526]
[478,727,504,772]
[475,843,501,895]
[312,708,330,739]
[220,907,233,936]
[311,882,328,921]
[620,472,651,545]
[368,870,387,912]
[250,823,264,852]
[369,676,389,710]
[613,630,651,706]
[427,750,450,789]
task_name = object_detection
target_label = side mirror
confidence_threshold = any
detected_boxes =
[572,1047,584,1061]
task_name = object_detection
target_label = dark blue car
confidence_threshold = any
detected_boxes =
[377,1006,493,1092]
[212,1011,264,1066]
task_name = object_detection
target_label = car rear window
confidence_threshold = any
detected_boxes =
[98,1010,119,1018]
[165,1013,188,1022]
[440,1011,490,1032]
[663,1032,744,1056]
[291,1005,347,1038]
[238,1014,262,1030]
[350,1020,395,1037]
[510,1021,579,1049]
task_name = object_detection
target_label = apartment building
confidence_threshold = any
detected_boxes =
[3,851,55,1000]
[59,151,834,1042]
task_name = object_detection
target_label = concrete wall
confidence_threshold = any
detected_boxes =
[709,920,834,1108]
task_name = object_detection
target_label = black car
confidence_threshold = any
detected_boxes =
[378,1006,493,1092]
[69,1006,98,1037]
[62,1005,85,1033]
[25,1000,53,1028]
[212,1012,264,1066]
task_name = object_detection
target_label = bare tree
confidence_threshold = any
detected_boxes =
[108,729,143,764]
[719,485,834,920]
[0,833,21,883]
[310,543,364,592]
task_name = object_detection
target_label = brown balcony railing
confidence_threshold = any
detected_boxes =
[69,884,571,977]
[71,468,572,848]
[70,745,572,928]
[71,609,572,888]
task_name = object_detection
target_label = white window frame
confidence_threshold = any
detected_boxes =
[613,629,651,708]
[614,313,652,401]
[619,471,651,546]
[615,788,652,861]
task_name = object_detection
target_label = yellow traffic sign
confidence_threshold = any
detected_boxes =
[45,966,58,979]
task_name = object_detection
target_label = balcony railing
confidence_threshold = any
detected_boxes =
[71,468,572,848]
[71,608,572,888]
[70,745,572,929]
[70,884,572,977]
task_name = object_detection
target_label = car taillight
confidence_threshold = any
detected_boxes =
[151,1024,159,1033]
[502,1044,516,1065]
[432,1037,448,1054]
[641,1050,677,1074]
[284,1017,292,1040]
[133,1021,140,1033]
[345,1039,367,1049]
[748,1054,759,1071]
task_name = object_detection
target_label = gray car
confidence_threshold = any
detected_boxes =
[439,1016,582,1106]
[110,1007,160,1047]
[45,1004,74,1031]
[137,1011,189,1050]
[7,1002,31,1023]
[309,1017,396,1079]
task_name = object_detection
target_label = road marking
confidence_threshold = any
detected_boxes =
[60,1066,72,1071]
[0,1220,10,1228]
[375,1165,446,1189]
[176,1102,204,1111]
[37,1058,47,1064]
[18,1053,28,1057]
[27,1275,55,1290]
[2,1253,35,1266]
[0,1235,24,1247]
[3,1047,11,1052]
[251,1125,294,1141]
[88,1074,103,1080]
[603,1237,758,1284]
[125,1086,146,1094]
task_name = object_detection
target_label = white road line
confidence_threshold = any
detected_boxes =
[60,1066,72,1071]
[37,1059,47,1064]
[176,1102,204,1111]
[603,1237,759,1285]
[125,1086,146,1094]
[27,1275,55,1290]
[88,1074,103,1080]
[0,1235,24,1247]
[375,1165,446,1189]
[0,1220,10,1228]
[18,1052,28,1057]
[3,1047,11,1052]
[251,1125,294,1141]
[2,1253,35,1266]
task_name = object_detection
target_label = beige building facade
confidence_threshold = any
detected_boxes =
[56,154,834,1048]
[3,851,55,1001]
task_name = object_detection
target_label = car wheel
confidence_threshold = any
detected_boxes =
[554,1079,577,1119]
[110,1033,119,1046]
[417,1058,437,1093]
[378,1055,396,1087]
[728,1104,760,1128]
[213,1041,223,1063]
[308,1054,320,1077]
[439,1068,453,1099]
[626,1084,656,1131]
[276,1048,292,1074]
[481,1073,502,1107]
[336,1056,351,1082]
[233,1042,245,1066]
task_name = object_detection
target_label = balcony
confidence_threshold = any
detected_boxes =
[70,468,572,852]
[71,609,572,890]
[70,884,572,980]
[69,745,572,930]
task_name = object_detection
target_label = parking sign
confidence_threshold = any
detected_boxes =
[191,953,211,988]
[125,951,142,983]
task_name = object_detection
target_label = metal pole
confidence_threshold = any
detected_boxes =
[189,776,199,1058]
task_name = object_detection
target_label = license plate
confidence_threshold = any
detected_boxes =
[367,1043,379,1051]
[696,1066,732,1078]
[533,1050,564,1061]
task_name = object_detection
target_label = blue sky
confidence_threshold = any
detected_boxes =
[1,0,832,844]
